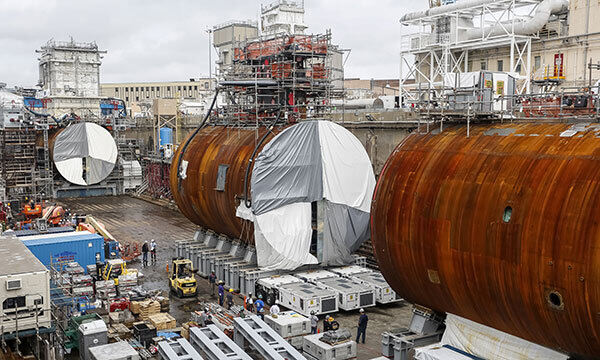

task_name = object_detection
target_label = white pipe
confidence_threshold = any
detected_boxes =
[465,0,569,39]
[400,0,491,23]
[401,0,569,39]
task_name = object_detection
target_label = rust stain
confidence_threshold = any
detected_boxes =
[170,125,285,244]
[371,123,600,358]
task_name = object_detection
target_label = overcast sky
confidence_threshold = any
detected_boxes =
[0,0,425,88]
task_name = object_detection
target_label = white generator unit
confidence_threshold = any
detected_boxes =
[351,271,401,304]
[264,311,311,350]
[294,269,338,283]
[256,274,304,305]
[313,277,376,311]
[303,333,357,360]
[278,282,338,317]
[329,265,371,278]
[0,236,51,335]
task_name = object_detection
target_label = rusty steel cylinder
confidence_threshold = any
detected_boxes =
[371,123,600,358]
[170,125,283,242]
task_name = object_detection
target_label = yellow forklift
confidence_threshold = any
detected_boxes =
[169,258,198,297]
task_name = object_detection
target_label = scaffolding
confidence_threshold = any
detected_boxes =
[216,31,335,126]
[400,0,548,107]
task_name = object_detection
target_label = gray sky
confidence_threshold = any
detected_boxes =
[0,0,424,88]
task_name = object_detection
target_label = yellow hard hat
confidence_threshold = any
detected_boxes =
[328,316,334,321]
[229,288,233,292]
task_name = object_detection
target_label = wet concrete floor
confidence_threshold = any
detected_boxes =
[61,195,413,359]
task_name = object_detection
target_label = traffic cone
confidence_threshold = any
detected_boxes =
[166,262,169,273]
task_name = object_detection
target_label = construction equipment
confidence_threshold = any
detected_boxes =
[169,258,197,297]
[42,204,65,225]
[102,258,129,285]
[83,215,142,260]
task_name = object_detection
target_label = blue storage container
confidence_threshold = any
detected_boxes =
[20,231,105,272]
[159,127,173,146]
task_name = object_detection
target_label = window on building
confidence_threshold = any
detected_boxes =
[194,85,198,90]
[136,96,139,101]
[204,82,209,89]
[146,87,149,91]
[480,61,487,70]
[125,87,129,92]
[136,87,139,91]
[516,64,522,73]
[183,86,187,91]
[178,86,181,91]
[534,56,541,70]
[151,86,154,91]
[497,60,503,72]
[115,87,119,92]
[167,86,171,91]
[126,96,129,101]
[467,61,473,72]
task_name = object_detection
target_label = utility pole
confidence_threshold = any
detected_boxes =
[206,29,213,90]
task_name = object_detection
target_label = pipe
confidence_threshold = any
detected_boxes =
[464,0,569,39]
[401,0,491,23]
[176,88,220,192]
[242,111,282,208]
[401,0,569,40]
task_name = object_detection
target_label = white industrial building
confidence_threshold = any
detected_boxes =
[37,39,105,118]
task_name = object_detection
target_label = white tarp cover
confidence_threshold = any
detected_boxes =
[248,120,376,270]
[415,343,480,360]
[53,122,118,186]
[442,314,568,360]
[443,72,480,89]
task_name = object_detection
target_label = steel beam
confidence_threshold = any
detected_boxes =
[189,325,251,360]
[233,315,306,360]
[158,338,203,360]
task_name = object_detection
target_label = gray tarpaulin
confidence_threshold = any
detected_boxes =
[53,122,89,162]
[321,201,371,266]
[53,122,118,186]
[251,120,323,215]
[246,120,376,270]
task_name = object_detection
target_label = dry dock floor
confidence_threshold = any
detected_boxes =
[61,195,412,359]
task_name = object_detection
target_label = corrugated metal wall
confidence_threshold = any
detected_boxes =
[22,233,105,272]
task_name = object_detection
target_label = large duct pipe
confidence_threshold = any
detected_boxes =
[401,0,491,23]
[464,0,568,39]
[371,123,600,358]
[401,0,569,39]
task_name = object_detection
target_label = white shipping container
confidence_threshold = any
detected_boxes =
[0,236,51,335]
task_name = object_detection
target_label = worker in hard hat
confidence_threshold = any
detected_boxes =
[218,281,225,306]
[150,239,157,263]
[356,308,368,344]
[226,288,234,309]
[142,241,149,266]
[324,316,334,332]
[310,311,318,334]
[270,299,280,316]
[245,292,254,312]
[209,271,217,296]
[255,294,265,320]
